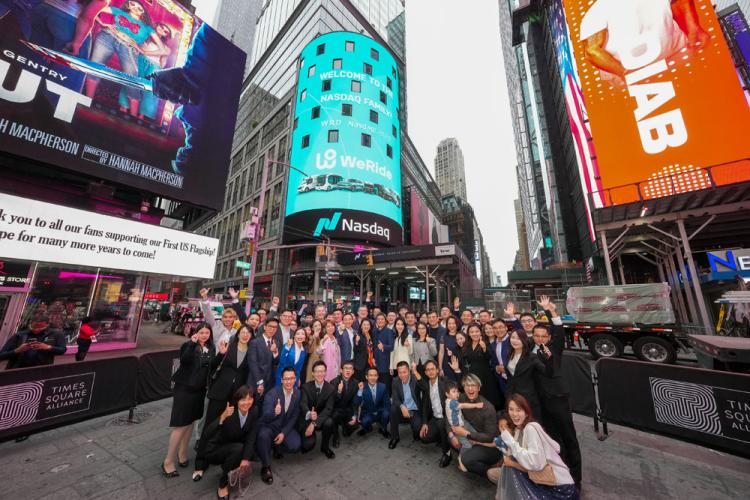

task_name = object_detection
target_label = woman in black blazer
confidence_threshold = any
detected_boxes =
[193,385,259,500]
[504,329,553,423]
[204,326,252,431]
[162,322,215,477]
[462,323,503,410]
[353,318,375,382]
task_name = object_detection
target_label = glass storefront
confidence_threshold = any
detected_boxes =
[18,263,146,348]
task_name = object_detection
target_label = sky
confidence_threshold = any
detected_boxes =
[192,0,520,284]
[405,0,518,284]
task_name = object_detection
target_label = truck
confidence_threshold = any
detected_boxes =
[563,283,687,364]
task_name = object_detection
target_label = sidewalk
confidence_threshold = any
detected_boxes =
[0,398,747,499]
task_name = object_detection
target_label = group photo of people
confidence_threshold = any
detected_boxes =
[163,290,582,500]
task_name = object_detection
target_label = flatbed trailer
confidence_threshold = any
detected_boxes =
[562,321,690,364]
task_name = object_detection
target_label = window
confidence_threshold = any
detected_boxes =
[311,106,320,119]
[361,133,371,147]
[342,103,352,116]
[317,43,325,55]
[333,58,342,69]
[386,144,393,158]
[302,135,310,148]
[351,80,361,92]
[363,63,372,75]
[322,79,331,91]
[386,77,392,89]
[371,48,379,60]
[392,125,397,137]
[300,89,306,101]
[328,130,339,143]
[345,40,354,52]
[369,110,378,123]
[294,117,298,130]
[380,91,387,105]
[308,65,315,77]
[392,67,397,78]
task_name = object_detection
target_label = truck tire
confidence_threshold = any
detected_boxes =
[588,334,623,360]
[633,336,676,364]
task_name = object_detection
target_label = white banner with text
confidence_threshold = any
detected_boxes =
[0,193,217,278]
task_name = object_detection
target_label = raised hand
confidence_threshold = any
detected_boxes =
[274,398,282,416]
[449,355,460,372]
[504,302,515,318]
[358,381,364,391]
[286,338,294,348]
[454,296,460,308]
[338,381,344,393]
[220,403,234,424]
[191,333,199,343]
[272,296,280,307]
[218,341,228,355]
[228,287,239,300]
[199,288,210,300]
[479,339,486,352]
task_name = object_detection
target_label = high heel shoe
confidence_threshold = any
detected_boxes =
[161,462,179,478]
[178,458,190,468]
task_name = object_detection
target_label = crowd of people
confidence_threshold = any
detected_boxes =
[161,289,582,499]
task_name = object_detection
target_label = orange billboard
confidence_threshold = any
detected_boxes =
[562,0,750,206]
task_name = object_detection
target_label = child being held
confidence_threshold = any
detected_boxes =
[444,380,485,449]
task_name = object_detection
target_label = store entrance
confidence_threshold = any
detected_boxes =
[0,293,25,345]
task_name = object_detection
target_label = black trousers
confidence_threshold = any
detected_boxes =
[389,405,422,440]
[75,339,92,361]
[421,416,450,454]
[203,398,227,435]
[195,442,243,488]
[300,417,335,452]
[332,407,358,437]
[542,395,582,484]
[461,445,503,477]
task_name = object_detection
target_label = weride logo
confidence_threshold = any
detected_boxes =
[313,212,342,237]
[314,148,393,180]
[312,212,391,241]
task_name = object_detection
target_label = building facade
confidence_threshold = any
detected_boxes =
[212,0,264,77]
[434,138,467,200]
[176,0,450,304]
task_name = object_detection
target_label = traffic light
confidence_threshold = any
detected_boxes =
[367,253,374,266]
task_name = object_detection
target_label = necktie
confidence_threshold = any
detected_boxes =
[267,339,271,349]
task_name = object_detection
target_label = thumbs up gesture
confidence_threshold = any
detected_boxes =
[270,341,278,354]
[275,398,282,416]
[220,402,234,424]
[310,406,318,422]
[338,380,344,393]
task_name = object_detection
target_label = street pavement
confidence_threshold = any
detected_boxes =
[1,397,748,500]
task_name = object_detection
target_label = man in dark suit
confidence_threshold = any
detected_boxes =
[256,367,301,484]
[356,367,390,438]
[388,361,422,449]
[299,360,337,459]
[372,314,394,396]
[247,318,281,395]
[416,360,451,467]
[534,297,582,488]
[489,318,512,401]
[330,361,361,448]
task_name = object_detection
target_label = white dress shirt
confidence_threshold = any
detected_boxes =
[429,379,443,418]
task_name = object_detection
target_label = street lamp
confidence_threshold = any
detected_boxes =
[243,156,310,314]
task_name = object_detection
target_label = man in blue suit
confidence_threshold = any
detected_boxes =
[489,319,512,402]
[256,367,302,485]
[373,314,394,396]
[337,312,357,364]
[356,367,390,438]
[247,318,282,395]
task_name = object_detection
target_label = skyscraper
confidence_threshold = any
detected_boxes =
[212,0,263,77]
[434,138,467,200]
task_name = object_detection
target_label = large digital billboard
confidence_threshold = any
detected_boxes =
[410,189,448,246]
[561,0,750,206]
[283,32,402,246]
[0,0,245,210]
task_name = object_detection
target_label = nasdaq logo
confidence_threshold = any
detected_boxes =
[313,212,342,237]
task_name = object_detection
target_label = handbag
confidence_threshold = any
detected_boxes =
[528,464,556,486]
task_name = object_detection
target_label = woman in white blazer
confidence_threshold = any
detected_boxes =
[495,393,578,500]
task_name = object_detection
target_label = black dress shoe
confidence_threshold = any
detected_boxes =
[261,466,273,484]
[357,427,371,437]
[379,428,390,439]
[332,434,340,448]
[388,438,400,449]
[439,453,452,468]
[321,448,335,459]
